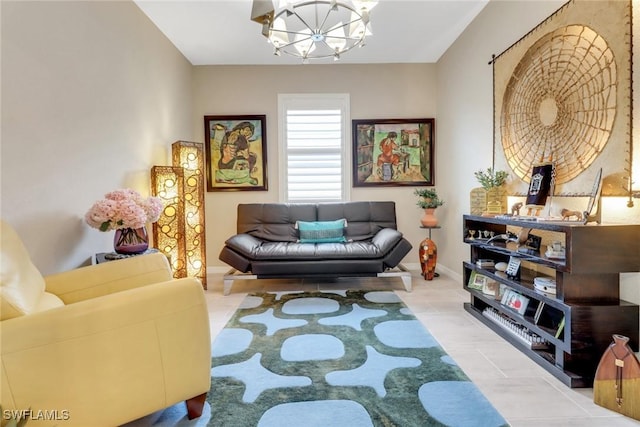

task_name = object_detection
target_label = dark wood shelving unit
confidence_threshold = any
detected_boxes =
[462,215,640,388]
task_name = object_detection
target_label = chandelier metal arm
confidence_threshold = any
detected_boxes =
[289,12,316,37]
[273,34,314,51]
[316,5,332,33]
[253,0,374,62]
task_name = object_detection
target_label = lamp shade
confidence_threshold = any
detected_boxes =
[151,166,186,279]
[172,141,207,288]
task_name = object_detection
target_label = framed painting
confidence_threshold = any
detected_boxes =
[204,115,268,191]
[352,118,434,187]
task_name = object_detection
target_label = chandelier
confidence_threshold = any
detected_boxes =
[251,0,377,63]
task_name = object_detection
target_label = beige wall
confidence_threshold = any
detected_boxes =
[193,64,437,269]
[1,1,193,274]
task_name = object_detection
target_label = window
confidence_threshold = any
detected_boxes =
[278,94,350,202]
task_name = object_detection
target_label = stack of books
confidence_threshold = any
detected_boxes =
[476,259,495,268]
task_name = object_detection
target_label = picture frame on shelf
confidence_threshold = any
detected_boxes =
[501,289,530,315]
[204,115,268,192]
[505,256,522,279]
[352,118,434,187]
[482,280,500,299]
[468,270,491,291]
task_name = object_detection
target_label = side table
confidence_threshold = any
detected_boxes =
[419,226,440,280]
[94,248,159,264]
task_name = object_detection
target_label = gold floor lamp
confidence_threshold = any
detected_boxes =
[151,141,207,288]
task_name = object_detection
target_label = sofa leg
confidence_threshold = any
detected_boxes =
[222,269,258,296]
[186,392,207,419]
[400,274,412,292]
[223,278,233,295]
[378,264,412,292]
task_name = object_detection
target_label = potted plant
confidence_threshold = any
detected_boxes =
[414,188,444,227]
[474,167,509,190]
[85,188,163,255]
[474,167,509,214]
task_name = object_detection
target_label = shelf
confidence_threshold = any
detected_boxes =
[464,239,567,271]
[481,307,550,350]
[463,261,564,309]
[462,215,640,388]
[464,214,595,231]
[464,303,588,388]
[463,283,567,349]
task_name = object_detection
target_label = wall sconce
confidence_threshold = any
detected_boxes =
[151,166,187,279]
[172,141,207,288]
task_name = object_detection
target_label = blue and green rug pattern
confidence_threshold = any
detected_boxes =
[208,290,508,427]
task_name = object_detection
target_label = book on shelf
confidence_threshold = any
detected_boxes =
[476,258,495,268]
[535,304,564,333]
[555,316,566,339]
[534,302,545,324]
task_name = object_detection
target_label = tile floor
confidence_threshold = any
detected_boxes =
[205,269,640,427]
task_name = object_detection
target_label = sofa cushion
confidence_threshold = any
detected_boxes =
[237,204,317,242]
[295,219,347,243]
[236,202,399,242]
[317,201,398,241]
[0,220,64,320]
[255,241,381,260]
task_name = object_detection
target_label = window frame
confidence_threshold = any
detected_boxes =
[277,93,351,203]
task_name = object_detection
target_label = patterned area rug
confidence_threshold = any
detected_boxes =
[127,290,507,427]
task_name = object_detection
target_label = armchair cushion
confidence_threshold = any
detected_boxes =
[44,250,173,304]
[0,220,64,320]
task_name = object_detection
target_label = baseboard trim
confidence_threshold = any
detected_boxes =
[208,263,463,283]
[207,266,231,274]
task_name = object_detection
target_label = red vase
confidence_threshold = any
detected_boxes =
[114,227,149,255]
[419,237,437,280]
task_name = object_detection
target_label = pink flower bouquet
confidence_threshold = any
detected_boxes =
[85,189,162,232]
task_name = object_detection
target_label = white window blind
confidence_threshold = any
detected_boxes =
[278,94,350,203]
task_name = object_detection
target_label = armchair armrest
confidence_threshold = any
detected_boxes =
[44,252,175,304]
[1,277,211,426]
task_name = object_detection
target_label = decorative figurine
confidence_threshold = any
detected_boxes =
[511,202,523,216]
[561,208,583,221]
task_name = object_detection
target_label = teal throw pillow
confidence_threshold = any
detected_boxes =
[296,219,347,243]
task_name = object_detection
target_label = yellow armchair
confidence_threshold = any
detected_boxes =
[0,220,211,426]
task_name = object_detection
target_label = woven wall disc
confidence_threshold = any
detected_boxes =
[501,25,617,184]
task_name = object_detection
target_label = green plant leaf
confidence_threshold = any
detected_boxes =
[414,188,444,208]
[474,167,508,190]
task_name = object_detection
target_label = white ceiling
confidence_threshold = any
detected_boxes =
[134,0,489,65]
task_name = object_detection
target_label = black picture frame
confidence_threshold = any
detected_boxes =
[204,115,268,192]
[352,118,434,187]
